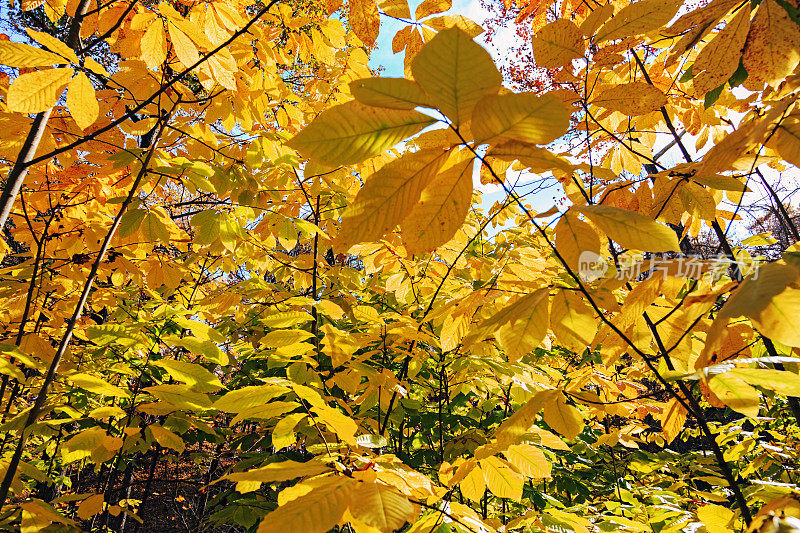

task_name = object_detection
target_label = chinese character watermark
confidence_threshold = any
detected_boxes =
[577,252,760,282]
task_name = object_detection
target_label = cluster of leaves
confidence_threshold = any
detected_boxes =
[0,0,799,532]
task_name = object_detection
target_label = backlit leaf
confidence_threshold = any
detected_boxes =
[578,205,680,252]
[7,67,73,113]
[288,101,435,166]
[411,26,502,126]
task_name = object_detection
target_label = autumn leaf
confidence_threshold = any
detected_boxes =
[287,101,436,165]
[66,72,98,130]
[411,26,502,126]
[7,67,73,113]
[577,205,680,252]
[349,77,431,109]
[593,81,667,116]
[350,0,380,46]
[531,19,585,68]
[691,6,750,95]
[401,152,474,253]
[742,0,800,87]
[472,92,570,144]
[596,0,682,42]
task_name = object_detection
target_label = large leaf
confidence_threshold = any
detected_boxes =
[472,92,570,145]
[257,479,353,533]
[719,263,800,346]
[224,460,332,484]
[596,0,682,42]
[0,41,64,67]
[542,391,584,440]
[691,7,750,95]
[348,482,416,532]
[401,153,474,254]
[708,374,760,417]
[593,81,667,116]
[742,0,800,87]
[578,205,680,252]
[7,67,73,113]
[338,147,452,247]
[505,444,551,478]
[531,19,585,68]
[350,78,431,109]
[496,288,550,362]
[480,456,523,501]
[550,290,596,353]
[287,101,436,166]
[410,26,502,126]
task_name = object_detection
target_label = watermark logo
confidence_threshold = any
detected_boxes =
[578,250,609,282]
[576,252,761,282]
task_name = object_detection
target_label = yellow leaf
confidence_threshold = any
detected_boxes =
[76,494,104,520]
[743,0,800,86]
[495,288,550,362]
[596,0,682,42]
[288,101,435,166]
[339,147,452,247]
[401,153,474,254]
[555,212,602,272]
[578,205,680,252]
[411,26,502,126]
[505,444,551,478]
[213,384,288,412]
[659,398,687,444]
[719,263,800,346]
[550,290,596,353]
[708,374,760,417]
[26,29,79,64]
[0,41,64,67]
[542,391,584,440]
[480,456,523,501]
[692,7,750,95]
[7,67,73,113]
[472,92,570,144]
[415,0,451,19]
[770,114,800,167]
[168,21,200,69]
[727,369,800,397]
[350,77,430,109]
[142,384,212,411]
[378,0,410,19]
[66,72,98,130]
[140,21,167,69]
[593,81,667,116]
[272,412,307,449]
[149,425,185,453]
[224,460,332,484]
[698,503,735,533]
[350,0,380,46]
[487,140,573,173]
[257,478,353,533]
[459,463,485,502]
[152,359,224,392]
[494,390,550,446]
[531,19,585,68]
[313,403,358,445]
[348,482,416,532]
[68,372,130,398]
